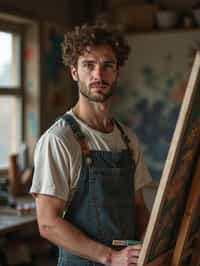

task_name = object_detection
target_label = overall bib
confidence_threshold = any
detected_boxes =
[58,114,136,266]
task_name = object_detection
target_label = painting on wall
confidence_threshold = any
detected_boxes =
[112,30,200,181]
[42,23,76,130]
[138,51,200,265]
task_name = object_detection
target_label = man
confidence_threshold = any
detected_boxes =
[30,24,152,266]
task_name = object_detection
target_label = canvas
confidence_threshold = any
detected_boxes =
[138,51,200,265]
[112,31,200,181]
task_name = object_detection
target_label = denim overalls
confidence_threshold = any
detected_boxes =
[58,114,136,266]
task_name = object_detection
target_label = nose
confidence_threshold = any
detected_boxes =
[92,64,103,80]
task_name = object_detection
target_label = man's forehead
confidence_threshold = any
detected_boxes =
[78,45,116,62]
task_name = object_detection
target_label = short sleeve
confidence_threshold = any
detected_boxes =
[30,133,71,202]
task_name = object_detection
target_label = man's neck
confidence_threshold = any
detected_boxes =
[72,101,114,133]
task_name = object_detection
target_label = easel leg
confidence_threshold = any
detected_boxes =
[171,157,200,266]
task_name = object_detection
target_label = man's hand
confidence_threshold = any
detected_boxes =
[108,244,142,266]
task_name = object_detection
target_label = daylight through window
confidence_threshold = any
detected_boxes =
[0,27,23,169]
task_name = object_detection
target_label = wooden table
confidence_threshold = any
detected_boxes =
[0,195,36,234]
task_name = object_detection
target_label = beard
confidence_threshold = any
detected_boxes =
[78,79,117,103]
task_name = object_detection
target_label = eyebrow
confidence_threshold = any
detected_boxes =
[103,60,117,64]
[81,60,95,64]
[81,59,117,65]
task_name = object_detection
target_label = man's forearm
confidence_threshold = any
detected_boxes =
[39,216,112,265]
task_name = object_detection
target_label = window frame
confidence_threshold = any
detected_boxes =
[0,20,25,173]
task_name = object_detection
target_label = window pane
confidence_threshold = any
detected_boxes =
[0,31,21,87]
[0,96,21,168]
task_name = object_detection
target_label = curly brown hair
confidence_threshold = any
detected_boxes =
[62,24,131,68]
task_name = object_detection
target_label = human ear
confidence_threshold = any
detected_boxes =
[70,65,78,81]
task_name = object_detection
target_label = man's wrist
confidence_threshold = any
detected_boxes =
[102,247,113,266]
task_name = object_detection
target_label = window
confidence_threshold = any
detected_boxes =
[0,25,24,170]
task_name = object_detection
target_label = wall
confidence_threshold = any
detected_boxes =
[39,22,78,132]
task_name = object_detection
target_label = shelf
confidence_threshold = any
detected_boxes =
[125,27,200,35]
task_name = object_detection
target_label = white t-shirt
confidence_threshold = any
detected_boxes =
[30,110,152,209]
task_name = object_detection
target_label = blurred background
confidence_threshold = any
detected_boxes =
[1,0,200,265]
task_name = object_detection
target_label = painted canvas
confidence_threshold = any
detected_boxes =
[112,30,200,181]
[173,156,200,266]
[138,51,200,265]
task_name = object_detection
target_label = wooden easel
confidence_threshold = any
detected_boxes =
[144,155,200,266]
[171,155,200,266]
[138,52,200,266]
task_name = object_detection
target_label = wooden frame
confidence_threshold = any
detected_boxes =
[138,51,200,265]
[0,21,25,172]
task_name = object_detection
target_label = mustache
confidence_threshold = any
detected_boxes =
[89,81,110,87]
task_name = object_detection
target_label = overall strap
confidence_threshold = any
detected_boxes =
[61,114,91,158]
[114,120,134,157]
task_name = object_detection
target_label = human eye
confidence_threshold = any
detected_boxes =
[83,62,94,71]
[103,62,116,71]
